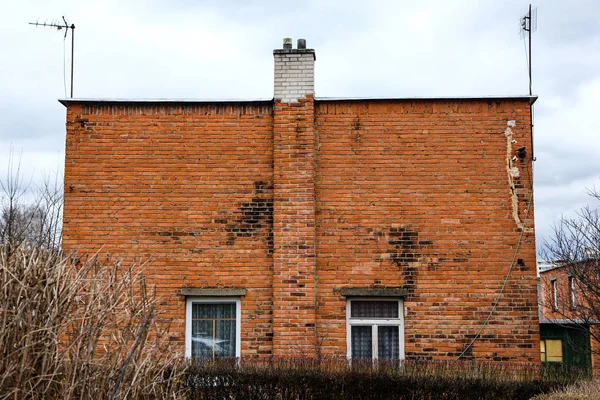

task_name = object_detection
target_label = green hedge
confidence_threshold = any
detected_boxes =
[181,359,587,400]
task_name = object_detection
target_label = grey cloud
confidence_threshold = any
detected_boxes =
[1,0,599,254]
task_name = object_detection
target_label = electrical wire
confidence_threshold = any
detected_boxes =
[456,163,535,360]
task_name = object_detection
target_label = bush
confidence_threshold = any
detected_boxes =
[0,244,183,399]
[0,243,588,399]
[182,358,587,400]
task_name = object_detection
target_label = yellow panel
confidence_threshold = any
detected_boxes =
[546,339,563,363]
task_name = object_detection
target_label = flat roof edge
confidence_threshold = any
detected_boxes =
[316,95,538,104]
[58,98,274,106]
[58,95,538,107]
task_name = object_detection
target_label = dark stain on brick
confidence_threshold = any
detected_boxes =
[456,339,475,360]
[386,225,437,297]
[388,226,419,264]
[224,181,274,253]
[452,250,471,264]
[351,117,362,153]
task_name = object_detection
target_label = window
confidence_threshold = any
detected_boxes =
[346,299,404,360]
[540,339,563,363]
[551,279,558,310]
[569,276,576,309]
[185,297,241,359]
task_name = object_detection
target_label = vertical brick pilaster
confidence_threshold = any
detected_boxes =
[272,43,318,356]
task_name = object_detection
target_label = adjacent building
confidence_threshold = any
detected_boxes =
[539,262,598,372]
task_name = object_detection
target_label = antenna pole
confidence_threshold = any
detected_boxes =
[528,4,532,95]
[70,23,75,98]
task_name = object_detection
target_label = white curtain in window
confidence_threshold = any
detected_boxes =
[191,303,236,358]
[378,326,399,359]
[351,326,372,359]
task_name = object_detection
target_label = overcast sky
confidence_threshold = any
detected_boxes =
[1,0,599,255]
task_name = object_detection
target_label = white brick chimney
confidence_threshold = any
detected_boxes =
[273,38,315,103]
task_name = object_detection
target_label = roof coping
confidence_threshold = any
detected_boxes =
[59,95,537,107]
[58,98,273,106]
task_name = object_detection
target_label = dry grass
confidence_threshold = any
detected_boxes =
[532,379,600,400]
[0,244,184,399]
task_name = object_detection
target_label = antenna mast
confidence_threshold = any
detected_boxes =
[519,5,537,161]
[29,16,76,98]
[520,5,537,95]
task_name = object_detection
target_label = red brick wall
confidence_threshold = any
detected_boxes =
[314,99,538,362]
[63,97,539,362]
[540,266,573,321]
[272,95,317,356]
[63,101,275,357]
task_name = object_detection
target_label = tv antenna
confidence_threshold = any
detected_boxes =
[520,5,537,95]
[29,16,75,98]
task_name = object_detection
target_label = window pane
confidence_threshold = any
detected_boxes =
[351,326,372,359]
[191,320,213,358]
[351,301,398,318]
[378,326,400,359]
[546,339,563,362]
[191,303,237,359]
[193,303,236,319]
[540,340,546,362]
[215,319,236,357]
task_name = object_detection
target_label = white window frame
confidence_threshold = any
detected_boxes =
[551,279,558,310]
[185,297,241,358]
[346,298,405,360]
[569,276,576,309]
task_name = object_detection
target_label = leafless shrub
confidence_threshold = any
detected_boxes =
[0,149,63,250]
[0,244,184,399]
[542,186,600,345]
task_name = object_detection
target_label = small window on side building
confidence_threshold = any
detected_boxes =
[551,279,558,311]
[569,276,576,309]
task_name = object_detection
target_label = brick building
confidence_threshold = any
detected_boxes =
[539,263,599,371]
[60,39,539,362]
